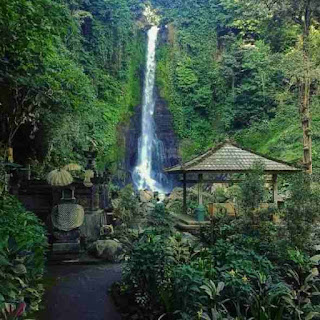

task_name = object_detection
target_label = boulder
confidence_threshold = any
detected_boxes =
[91,239,123,262]
[139,190,153,203]
[168,188,183,201]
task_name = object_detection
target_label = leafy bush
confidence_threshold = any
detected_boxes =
[238,162,265,220]
[117,174,320,320]
[122,232,171,313]
[171,265,207,318]
[148,202,175,234]
[113,184,139,224]
[0,194,47,319]
[285,173,320,249]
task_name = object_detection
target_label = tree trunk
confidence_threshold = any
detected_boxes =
[300,0,312,174]
[301,77,312,174]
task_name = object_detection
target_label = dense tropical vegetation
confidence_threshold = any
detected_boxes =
[0,192,47,319]
[0,0,320,319]
[113,172,320,320]
[154,0,320,171]
[0,0,319,173]
[0,0,146,170]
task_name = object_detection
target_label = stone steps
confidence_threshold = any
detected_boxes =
[171,213,210,232]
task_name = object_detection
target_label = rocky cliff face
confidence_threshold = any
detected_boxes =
[125,88,180,187]
[153,90,180,168]
[125,104,141,173]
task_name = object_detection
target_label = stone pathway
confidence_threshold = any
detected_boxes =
[38,264,122,320]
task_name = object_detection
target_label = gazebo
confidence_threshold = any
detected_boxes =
[165,140,300,215]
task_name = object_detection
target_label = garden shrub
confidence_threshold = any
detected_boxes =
[167,233,193,264]
[122,232,171,313]
[248,274,293,320]
[238,162,265,220]
[0,194,47,319]
[113,184,139,224]
[285,173,320,249]
[147,202,175,234]
[199,210,239,246]
[117,180,320,320]
[171,265,207,319]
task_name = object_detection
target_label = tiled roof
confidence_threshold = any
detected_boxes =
[166,141,300,173]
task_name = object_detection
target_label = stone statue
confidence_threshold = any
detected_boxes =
[50,187,85,254]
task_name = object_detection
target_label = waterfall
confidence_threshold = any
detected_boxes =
[132,26,170,193]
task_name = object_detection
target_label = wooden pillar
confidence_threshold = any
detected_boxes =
[272,174,278,207]
[198,173,203,206]
[183,172,187,215]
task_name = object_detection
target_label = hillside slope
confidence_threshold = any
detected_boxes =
[153,0,320,171]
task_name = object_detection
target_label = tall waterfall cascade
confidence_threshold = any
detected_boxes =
[132,26,170,193]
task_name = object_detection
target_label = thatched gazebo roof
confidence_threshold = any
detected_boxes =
[165,140,300,215]
[166,141,300,174]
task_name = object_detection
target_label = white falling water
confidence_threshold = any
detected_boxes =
[132,26,169,192]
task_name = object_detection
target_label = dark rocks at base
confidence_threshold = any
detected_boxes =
[153,91,180,169]
[125,104,142,177]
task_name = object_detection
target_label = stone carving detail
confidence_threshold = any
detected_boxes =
[51,203,84,232]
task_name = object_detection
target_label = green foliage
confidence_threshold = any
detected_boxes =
[238,162,265,218]
[113,184,139,224]
[0,158,6,196]
[0,0,146,170]
[171,264,206,318]
[122,232,171,313]
[285,173,320,249]
[200,280,229,320]
[167,233,192,264]
[248,273,292,320]
[119,199,320,320]
[0,194,47,318]
[148,202,175,233]
[153,0,320,165]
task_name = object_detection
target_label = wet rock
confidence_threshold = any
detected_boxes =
[168,188,183,201]
[154,91,180,169]
[91,240,123,262]
[139,190,153,203]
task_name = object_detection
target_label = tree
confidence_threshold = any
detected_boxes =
[0,0,144,169]
[0,0,68,158]
[285,173,320,248]
[247,0,320,172]
[280,0,319,174]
